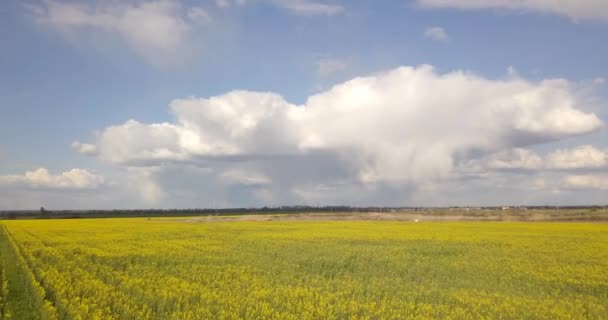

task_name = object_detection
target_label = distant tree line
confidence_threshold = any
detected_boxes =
[0,205,606,220]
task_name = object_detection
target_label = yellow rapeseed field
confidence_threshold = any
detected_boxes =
[1,219,607,319]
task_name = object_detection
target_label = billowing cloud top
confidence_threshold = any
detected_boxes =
[89,65,602,185]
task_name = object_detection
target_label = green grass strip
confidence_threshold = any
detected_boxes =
[0,225,58,320]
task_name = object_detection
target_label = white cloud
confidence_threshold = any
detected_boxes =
[83,65,602,191]
[216,0,232,8]
[28,0,342,66]
[416,0,608,22]
[187,7,212,24]
[424,26,449,42]
[28,0,203,66]
[214,0,343,15]
[0,168,104,190]
[563,175,608,190]
[71,141,98,156]
[97,120,190,164]
[546,145,607,169]
[216,0,249,8]
[271,0,344,15]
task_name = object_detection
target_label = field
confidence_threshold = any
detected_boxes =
[0,217,607,319]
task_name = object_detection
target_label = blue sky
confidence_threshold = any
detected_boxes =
[1,0,607,209]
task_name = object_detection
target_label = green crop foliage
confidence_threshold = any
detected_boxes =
[0,219,607,319]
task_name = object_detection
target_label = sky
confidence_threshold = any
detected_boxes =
[1,0,607,210]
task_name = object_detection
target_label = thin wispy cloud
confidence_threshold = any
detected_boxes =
[26,0,342,67]
[463,145,608,172]
[546,145,608,169]
[424,26,448,42]
[0,168,104,190]
[316,57,350,77]
[215,0,344,15]
[417,0,608,22]
[563,175,608,190]
[271,0,344,16]
[26,0,209,66]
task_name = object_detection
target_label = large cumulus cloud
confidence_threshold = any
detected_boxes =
[89,65,601,185]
